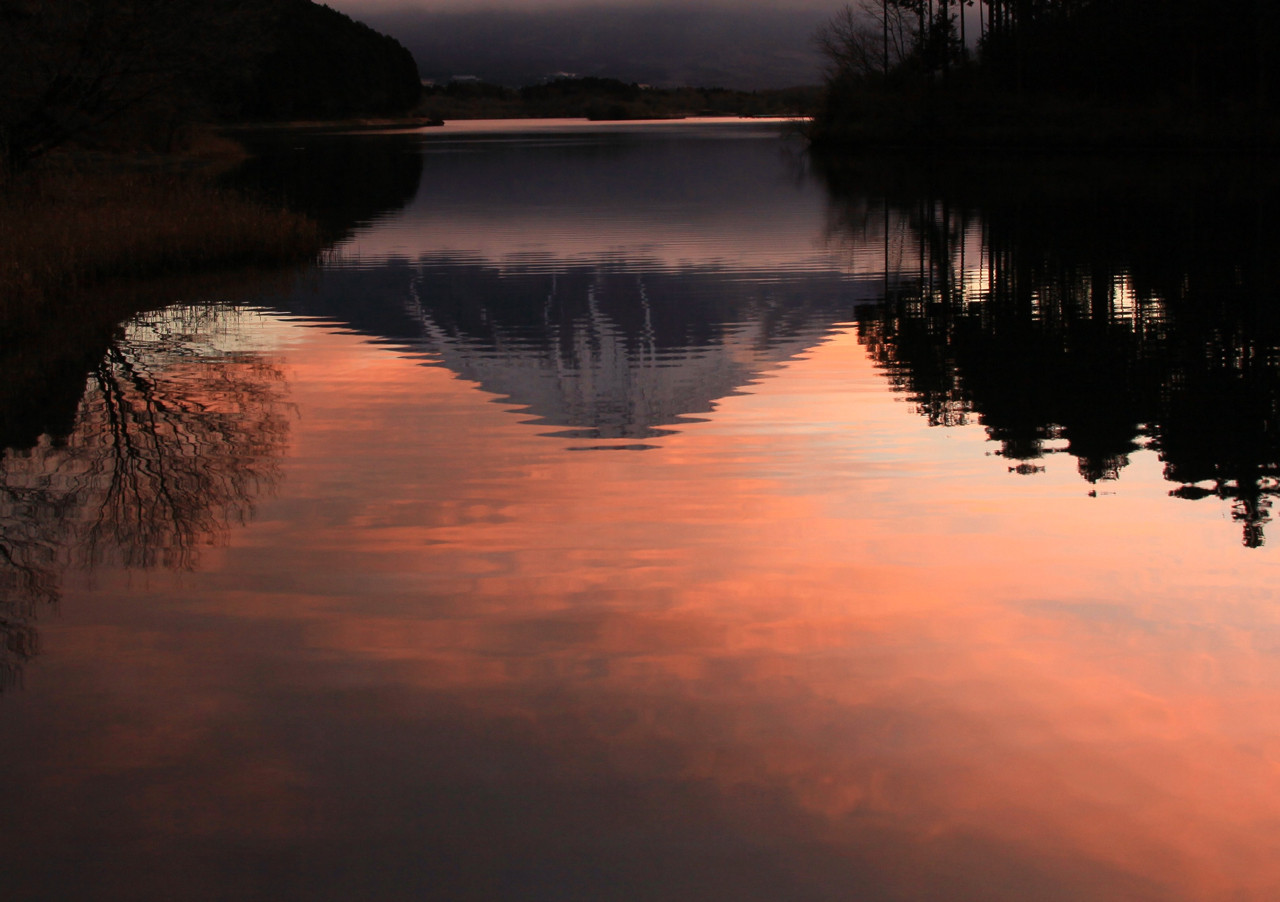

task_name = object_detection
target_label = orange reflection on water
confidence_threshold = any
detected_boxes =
[7,317,1280,900]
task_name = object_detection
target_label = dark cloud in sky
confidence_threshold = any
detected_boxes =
[329,2,831,89]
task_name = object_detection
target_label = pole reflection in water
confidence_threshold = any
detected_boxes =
[3,124,1280,901]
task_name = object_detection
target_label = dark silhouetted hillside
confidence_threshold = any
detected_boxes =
[235,0,421,121]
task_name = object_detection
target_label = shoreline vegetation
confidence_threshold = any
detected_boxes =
[0,139,324,312]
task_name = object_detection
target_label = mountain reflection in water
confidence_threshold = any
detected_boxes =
[275,259,860,440]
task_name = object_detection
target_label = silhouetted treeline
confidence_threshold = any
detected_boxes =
[0,0,421,172]
[975,0,1274,106]
[813,1,1280,146]
[818,154,1280,545]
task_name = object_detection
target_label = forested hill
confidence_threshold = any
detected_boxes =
[0,0,422,172]
[233,0,422,121]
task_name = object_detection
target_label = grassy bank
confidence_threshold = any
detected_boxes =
[0,162,324,311]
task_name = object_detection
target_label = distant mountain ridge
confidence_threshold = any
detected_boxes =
[363,6,827,89]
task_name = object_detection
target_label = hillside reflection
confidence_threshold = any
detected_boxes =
[819,155,1280,547]
[227,130,425,241]
[0,306,290,689]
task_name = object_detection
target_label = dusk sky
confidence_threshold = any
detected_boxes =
[325,0,837,88]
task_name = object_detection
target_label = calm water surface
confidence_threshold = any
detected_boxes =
[4,120,1280,900]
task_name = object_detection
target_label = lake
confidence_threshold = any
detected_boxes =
[3,119,1280,901]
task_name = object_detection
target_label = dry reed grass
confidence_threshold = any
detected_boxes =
[0,165,324,310]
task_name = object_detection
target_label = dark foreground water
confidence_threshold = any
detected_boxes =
[4,120,1280,901]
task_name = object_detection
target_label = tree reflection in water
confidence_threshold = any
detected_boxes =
[0,304,290,688]
[819,156,1280,547]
